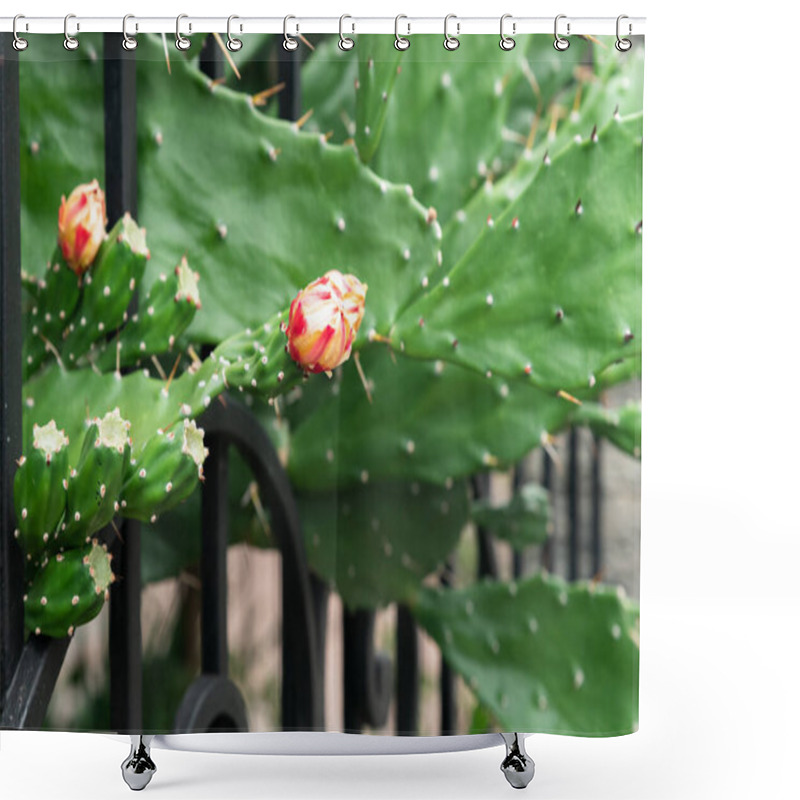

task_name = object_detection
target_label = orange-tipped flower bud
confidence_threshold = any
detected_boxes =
[58,180,108,275]
[285,270,367,375]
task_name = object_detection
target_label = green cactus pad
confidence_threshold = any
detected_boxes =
[354,40,403,163]
[393,112,643,391]
[443,44,645,273]
[574,400,641,458]
[286,344,577,491]
[95,257,199,372]
[24,540,114,638]
[61,214,150,367]
[369,35,529,225]
[133,34,440,345]
[299,478,468,609]
[14,420,69,564]
[120,420,208,522]
[411,573,639,734]
[61,412,131,549]
[470,483,551,549]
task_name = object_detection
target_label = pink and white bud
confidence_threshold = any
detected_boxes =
[285,270,367,375]
[58,180,108,275]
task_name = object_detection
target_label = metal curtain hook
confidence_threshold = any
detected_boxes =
[175,14,191,51]
[339,14,355,50]
[227,15,243,52]
[63,13,79,51]
[554,14,570,51]
[283,15,299,51]
[122,14,137,51]
[444,14,460,51]
[616,14,632,51]
[499,13,516,51]
[394,15,410,51]
[12,14,28,51]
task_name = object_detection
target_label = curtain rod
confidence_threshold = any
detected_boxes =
[0,16,646,37]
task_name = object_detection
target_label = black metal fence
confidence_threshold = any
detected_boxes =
[0,33,606,737]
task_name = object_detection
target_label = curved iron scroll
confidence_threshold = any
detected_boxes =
[197,398,323,730]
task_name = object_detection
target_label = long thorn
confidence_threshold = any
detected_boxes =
[212,31,241,80]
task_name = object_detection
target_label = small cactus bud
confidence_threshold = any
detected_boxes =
[57,180,107,275]
[285,270,367,374]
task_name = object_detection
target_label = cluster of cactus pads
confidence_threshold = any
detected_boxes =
[17,32,643,734]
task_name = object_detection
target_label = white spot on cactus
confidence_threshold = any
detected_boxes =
[180,403,192,416]
[72,595,79,606]
[465,600,475,616]
[337,217,346,232]
[154,130,163,145]
[434,360,444,375]
[421,276,429,288]
[103,285,111,297]
[493,78,503,96]
[138,469,146,479]
[486,293,494,306]
[543,152,551,166]
[80,317,87,327]
[405,185,414,197]
[364,125,371,137]
[611,624,622,640]
[573,134,583,144]
[25,397,34,408]
[528,617,539,634]
[573,668,585,690]
[203,396,211,408]
[575,199,584,215]
[436,251,443,266]
[150,514,157,524]
[442,275,449,287]
[261,356,269,366]
[379,180,388,194]
[538,693,548,711]
[512,217,520,230]
[32,421,69,464]
[100,484,106,498]
[44,312,52,322]
[402,248,411,261]
[93,409,131,454]
[129,278,136,291]
[175,257,201,307]
[405,440,416,454]
[500,384,509,398]
[182,419,209,478]
[42,533,49,543]
[444,477,454,490]
[428,166,439,182]
[489,635,500,654]
[589,374,597,388]
[140,341,147,352]
[401,553,413,568]
[165,482,173,493]
[477,161,488,177]
[486,215,494,228]
[35,627,41,635]
[40,596,47,606]
[360,470,369,484]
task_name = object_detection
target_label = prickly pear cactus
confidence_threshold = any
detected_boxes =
[24,540,115,638]
[411,573,639,734]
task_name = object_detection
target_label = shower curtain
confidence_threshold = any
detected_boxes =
[1,28,643,742]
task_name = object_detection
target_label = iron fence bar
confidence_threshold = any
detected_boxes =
[540,448,554,572]
[591,434,602,577]
[198,400,322,729]
[568,428,579,581]
[472,474,498,579]
[199,33,224,80]
[200,436,229,676]
[277,40,301,122]
[103,36,143,733]
[512,462,526,579]
[439,562,456,735]
[0,33,24,718]
[395,604,419,735]
[0,635,70,728]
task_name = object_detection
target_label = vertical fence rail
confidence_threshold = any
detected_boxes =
[0,33,24,719]
[103,35,143,733]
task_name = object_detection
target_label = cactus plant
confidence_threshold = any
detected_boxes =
[574,400,641,458]
[24,540,114,638]
[411,572,639,734]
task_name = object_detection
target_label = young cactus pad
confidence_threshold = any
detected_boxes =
[411,573,640,735]
[470,483,552,550]
[394,113,643,391]
[14,420,69,564]
[24,540,114,638]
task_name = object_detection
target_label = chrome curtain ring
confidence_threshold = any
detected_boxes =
[12,14,28,51]
[499,13,516,51]
[394,15,410,51]
[63,13,79,51]
[283,15,299,51]
[444,14,460,51]
[339,14,355,51]
[554,14,570,51]
[227,15,243,52]
[616,14,632,52]
[175,14,191,51]
[122,14,137,51]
